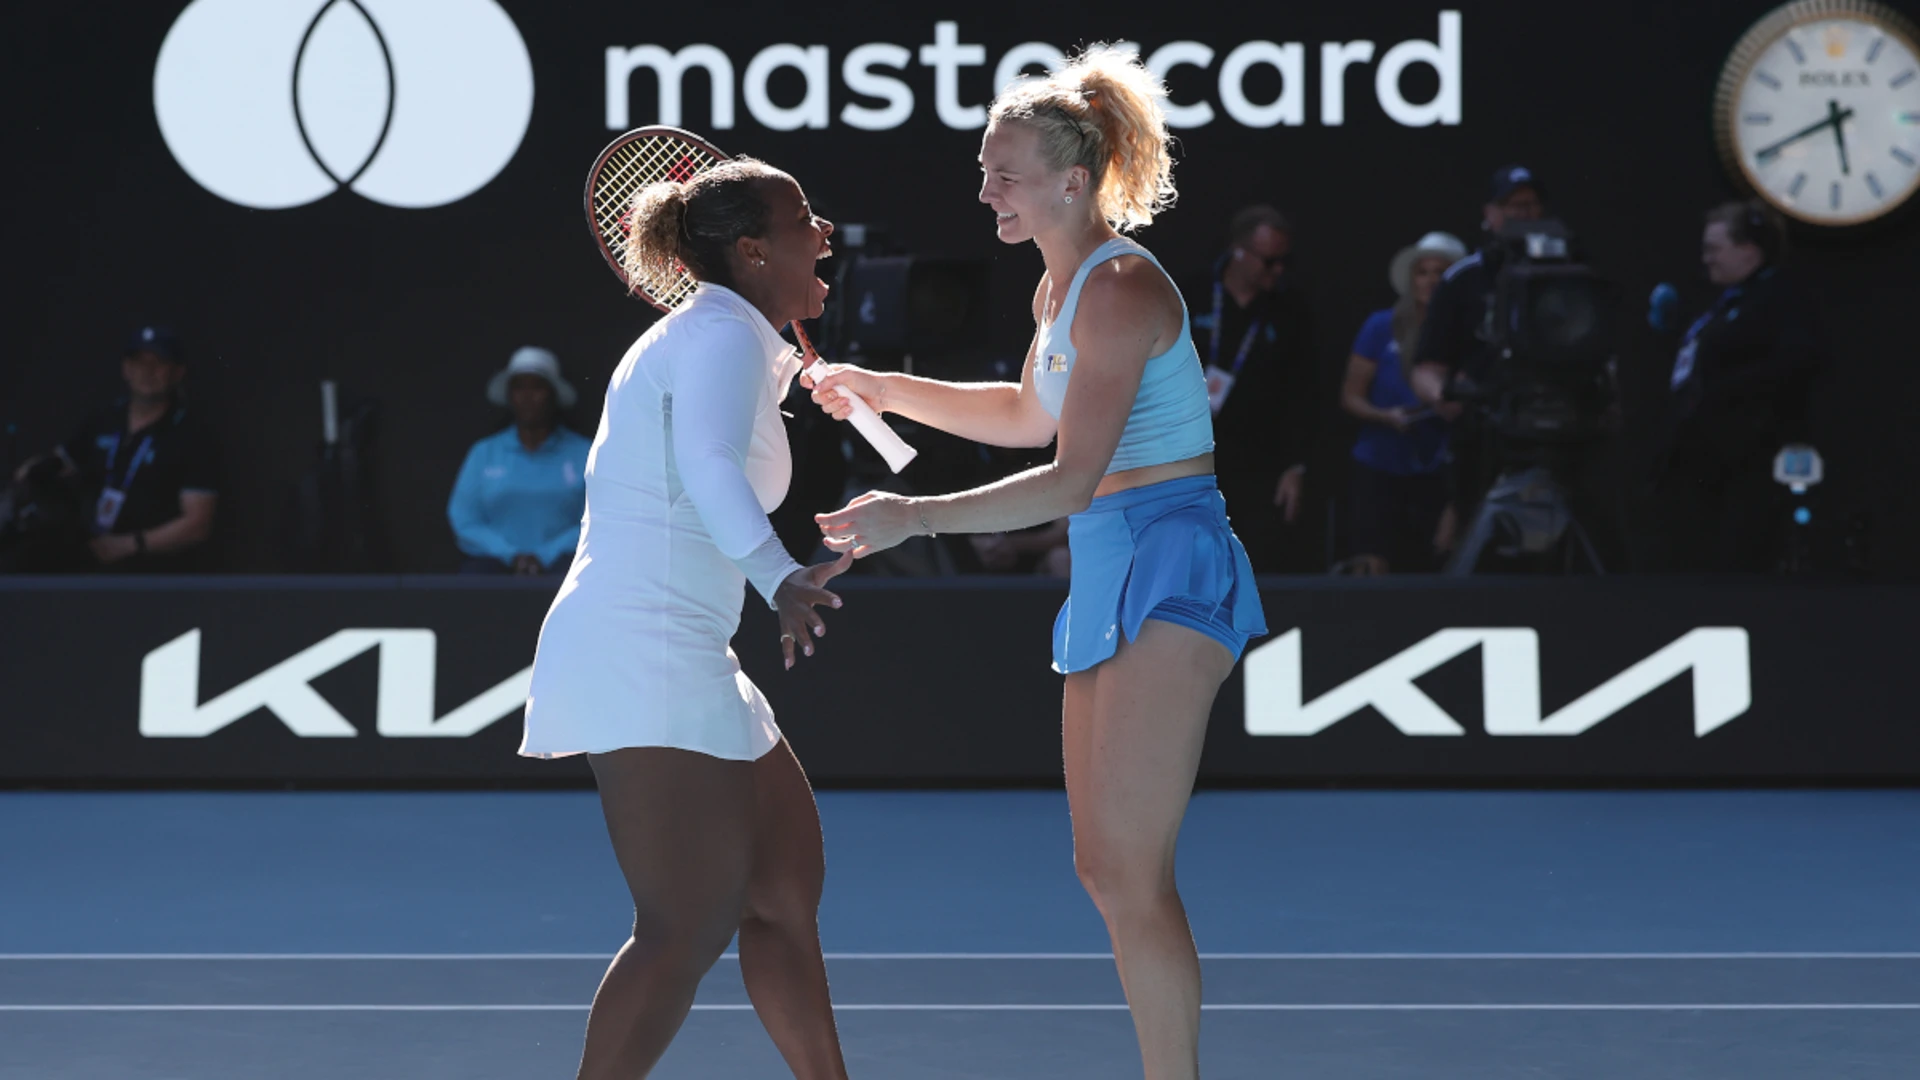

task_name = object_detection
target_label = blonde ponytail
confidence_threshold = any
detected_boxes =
[988,45,1177,232]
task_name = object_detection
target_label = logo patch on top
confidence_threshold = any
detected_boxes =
[1045,353,1069,373]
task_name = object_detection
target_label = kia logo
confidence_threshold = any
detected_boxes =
[153,0,535,210]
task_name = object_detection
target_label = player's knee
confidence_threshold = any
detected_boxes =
[741,871,823,930]
[632,904,740,970]
[1073,839,1172,915]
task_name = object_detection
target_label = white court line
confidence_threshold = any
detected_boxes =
[3,1003,1919,1013]
[4,952,1920,961]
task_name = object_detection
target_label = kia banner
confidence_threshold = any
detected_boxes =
[4,578,1914,784]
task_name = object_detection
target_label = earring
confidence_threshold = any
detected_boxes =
[757,259,765,267]
[1064,195,1073,204]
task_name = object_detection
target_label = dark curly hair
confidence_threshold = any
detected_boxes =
[624,158,782,297]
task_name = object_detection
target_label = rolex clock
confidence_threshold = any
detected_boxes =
[1716,0,1920,226]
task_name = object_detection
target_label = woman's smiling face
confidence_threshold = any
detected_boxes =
[978,121,1077,246]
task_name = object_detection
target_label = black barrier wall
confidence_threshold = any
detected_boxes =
[5,578,1915,785]
[8,1,1920,573]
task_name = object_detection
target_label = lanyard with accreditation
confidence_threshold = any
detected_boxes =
[1203,278,1265,415]
[92,432,154,533]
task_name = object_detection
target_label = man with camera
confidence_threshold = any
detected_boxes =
[1409,164,1545,441]
[1647,200,1823,573]
[4,327,219,572]
[1408,165,1621,572]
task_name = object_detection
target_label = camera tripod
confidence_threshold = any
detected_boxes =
[1444,463,1605,575]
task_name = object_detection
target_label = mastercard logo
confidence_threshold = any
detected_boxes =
[153,0,534,210]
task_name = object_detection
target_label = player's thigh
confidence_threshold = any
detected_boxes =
[590,747,756,916]
[1064,669,1098,804]
[1072,621,1233,867]
[743,740,827,922]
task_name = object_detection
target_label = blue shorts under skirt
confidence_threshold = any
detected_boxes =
[1051,475,1268,674]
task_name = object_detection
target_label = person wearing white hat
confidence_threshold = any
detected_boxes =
[1337,232,1468,574]
[446,346,592,574]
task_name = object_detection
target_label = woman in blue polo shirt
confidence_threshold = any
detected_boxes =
[448,347,592,574]
[1339,232,1466,574]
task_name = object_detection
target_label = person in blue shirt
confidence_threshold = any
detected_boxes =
[448,347,591,574]
[1338,232,1466,574]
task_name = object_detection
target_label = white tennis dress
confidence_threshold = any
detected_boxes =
[520,283,806,761]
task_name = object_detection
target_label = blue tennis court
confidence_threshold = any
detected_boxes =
[4,789,1918,1077]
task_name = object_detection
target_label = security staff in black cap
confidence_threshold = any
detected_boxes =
[1648,199,1823,572]
[1408,165,1547,520]
[10,327,220,571]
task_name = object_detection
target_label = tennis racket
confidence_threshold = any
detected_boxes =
[584,126,917,473]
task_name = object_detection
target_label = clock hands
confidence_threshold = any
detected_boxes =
[1754,101,1858,166]
[1827,99,1851,176]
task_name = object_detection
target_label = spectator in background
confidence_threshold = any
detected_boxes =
[1181,205,1318,572]
[1647,200,1822,572]
[448,347,590,575]
[1339,232,1467,574]
[6,326,218,572]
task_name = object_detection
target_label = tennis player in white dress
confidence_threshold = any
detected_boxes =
[521,160,852,1080]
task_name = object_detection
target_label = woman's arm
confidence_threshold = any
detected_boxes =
[671,319,806,607]
[818,260,1168,552]
[807,275,1058,449]
[1339,354,1410,430]
[857,365,1056,449]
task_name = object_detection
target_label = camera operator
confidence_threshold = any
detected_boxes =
[1647,200,1823,572]
[6,327,219,572]
[1408,166,1545,516]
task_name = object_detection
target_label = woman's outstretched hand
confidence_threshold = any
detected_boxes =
[816,492,920,560]
[773,550,854,670]
[799,364,888,423]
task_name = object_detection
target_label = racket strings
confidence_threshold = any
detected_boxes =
[590,134,722,310]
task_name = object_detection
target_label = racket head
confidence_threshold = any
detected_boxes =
[583,125,731,313]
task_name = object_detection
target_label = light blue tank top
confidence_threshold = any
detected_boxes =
[1033,237,1214,474]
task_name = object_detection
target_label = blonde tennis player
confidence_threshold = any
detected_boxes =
[521,160,852,1079]
[808,47,1266,1080]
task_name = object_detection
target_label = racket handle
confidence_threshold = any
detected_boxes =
[790,322,916,473]
[804,360,918,473]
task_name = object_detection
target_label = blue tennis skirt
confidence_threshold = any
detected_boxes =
[1052,474,1268,674]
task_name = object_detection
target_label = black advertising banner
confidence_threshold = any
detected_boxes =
[3,578,1915,785]
[11,0,1920,573]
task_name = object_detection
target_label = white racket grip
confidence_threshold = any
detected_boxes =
[805,362,917,473]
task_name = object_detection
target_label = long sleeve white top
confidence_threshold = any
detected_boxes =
[520,283,804,761]
[660,291,807,604]
[594,283,804,605]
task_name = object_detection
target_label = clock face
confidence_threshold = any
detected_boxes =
[1721,4,1920,226]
